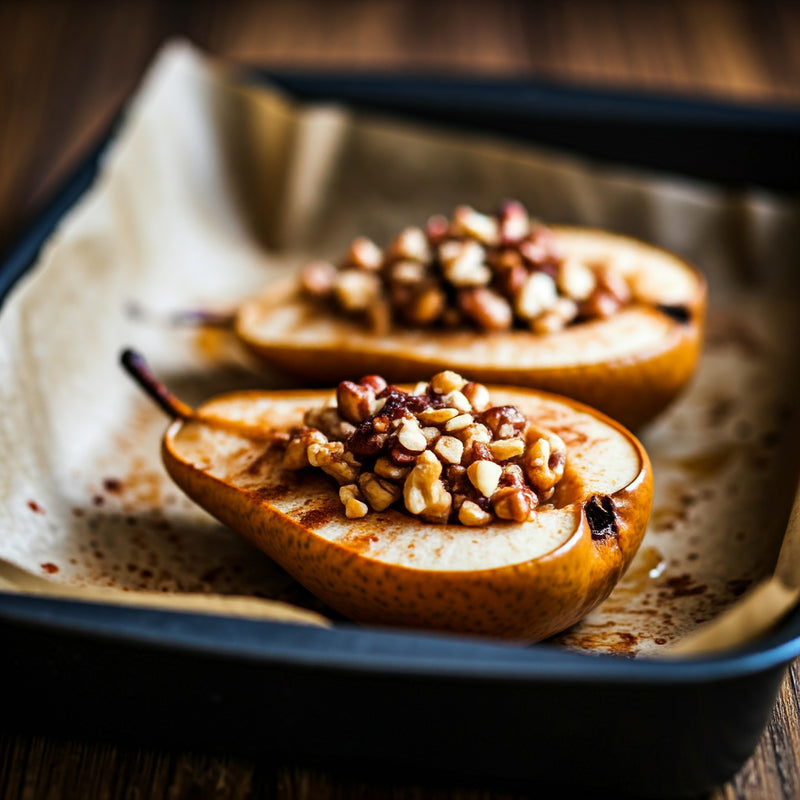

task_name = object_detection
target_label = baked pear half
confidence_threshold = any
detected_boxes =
[123,353,653,642]
[236,208,706,430]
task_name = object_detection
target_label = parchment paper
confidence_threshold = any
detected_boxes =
[2,40,799,656]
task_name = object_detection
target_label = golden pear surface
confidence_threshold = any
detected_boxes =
[235,228,706,430]
[162,385,653,642]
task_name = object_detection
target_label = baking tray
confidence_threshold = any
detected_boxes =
[2,71,800,799]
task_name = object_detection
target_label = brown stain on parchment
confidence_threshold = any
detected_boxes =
[673,448,734,478]
[616,546,664,596]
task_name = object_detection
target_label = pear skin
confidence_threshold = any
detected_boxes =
[235,227,706,429]
[160,386,653,642]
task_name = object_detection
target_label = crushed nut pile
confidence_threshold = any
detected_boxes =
[300,201,632,334]
[282,370,566,526]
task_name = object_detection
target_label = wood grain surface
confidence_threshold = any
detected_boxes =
[1,1,799,798]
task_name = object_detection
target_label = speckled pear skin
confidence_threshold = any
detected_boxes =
[234,227,706,430]
[161,386,653,642]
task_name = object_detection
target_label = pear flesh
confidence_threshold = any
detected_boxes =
[163,386,653,641]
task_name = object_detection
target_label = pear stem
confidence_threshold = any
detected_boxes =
[169,309,235,328]
[120,349,278,442]
[124,301,234,329]
[120,349,196,420]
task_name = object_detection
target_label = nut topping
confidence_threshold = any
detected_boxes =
[300,201,636,334]
[282,371,567,526]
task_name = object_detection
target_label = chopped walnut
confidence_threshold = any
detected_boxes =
[404,284,446,326]
[492,486,536,523]
[300,261,336,297]
[386,227,431,264]
[516,271,559,321]
[282,370,567,527]
[307,441,361,485]
[359,472,403,512]
[479,406,526,439]
[489,437,525,461]
[596,264,633,305]
[523,427,567,494]
[462,381,490,412]
[458,500,494,526]
[434,435,464,465]
[282,427,328,470]
[430,370,467,395]
[451,205,500,246]
[373,455,411,481]
[304,405,356,440]
[467,460,503,498]
[557,258,596,301]
[532,297,579,334]
[579,263,634,319]
[418,407,460,425]
[397,418,428,452]
[334,269,380,312]
[299,201,634,333]
[459,287,513,331]
[439,240,492,287]
[443,389,472,412]
[445,413,474,432]
[388,259,426,285]
[336,381,377,425]
[404,450,452,524]
[343,237,383,271]
[456,423,492,459]
[340,484,368,518]
[498,200,531,245]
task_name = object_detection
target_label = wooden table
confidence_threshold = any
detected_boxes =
[1,2,798,797]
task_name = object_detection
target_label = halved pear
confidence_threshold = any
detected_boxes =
[235,227,706,429]
[148,378,652,643]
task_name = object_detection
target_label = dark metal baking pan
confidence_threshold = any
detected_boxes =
[2,71,799,799]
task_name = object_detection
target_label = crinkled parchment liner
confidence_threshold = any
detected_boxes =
[2,42,799,657]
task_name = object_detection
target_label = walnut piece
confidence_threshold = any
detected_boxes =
[282,427,328,469]
[523,427,567,494]
[340,484,368,518]
[403,450,452,524]
[307,441,361,485]
[359,472,403,512]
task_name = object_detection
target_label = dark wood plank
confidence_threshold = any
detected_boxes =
[1,1,799,797]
